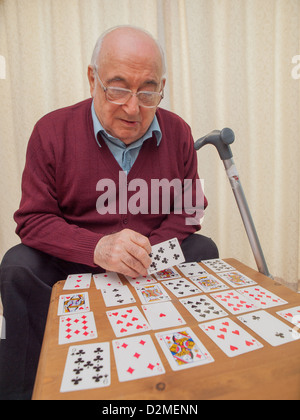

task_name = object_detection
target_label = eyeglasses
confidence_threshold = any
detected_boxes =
[93,66,164,108]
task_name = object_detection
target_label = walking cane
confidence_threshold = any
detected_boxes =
[194,128,272,278]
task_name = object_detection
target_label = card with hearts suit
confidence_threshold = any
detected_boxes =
[199,317,263,357]
[106,306,151,337]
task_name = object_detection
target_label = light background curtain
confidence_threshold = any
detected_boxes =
[0,0,299,295]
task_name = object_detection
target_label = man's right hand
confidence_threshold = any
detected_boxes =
[93,228,152,277]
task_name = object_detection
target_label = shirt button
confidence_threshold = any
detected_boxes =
[123,218,128,224]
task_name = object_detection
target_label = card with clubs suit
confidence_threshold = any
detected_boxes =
[179,294,228,322]
[162,278,202,298]
[60,342,110,392]
[148,238,185,274]
[100,285,135,307]
[238,310,300,346]
[177,262,208,277]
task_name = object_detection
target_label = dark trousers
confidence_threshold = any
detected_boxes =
[0,234,218,400]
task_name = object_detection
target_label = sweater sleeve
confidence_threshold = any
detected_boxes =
[14,124,101,267]
[148,120,207,246]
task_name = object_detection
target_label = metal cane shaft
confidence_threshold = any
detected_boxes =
[223,159,271,277]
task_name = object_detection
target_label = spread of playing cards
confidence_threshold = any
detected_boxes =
[55,248,300,397]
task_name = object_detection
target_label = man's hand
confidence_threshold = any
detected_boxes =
[94,229,152,277]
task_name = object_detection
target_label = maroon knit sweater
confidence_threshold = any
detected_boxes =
[14,98,207,267]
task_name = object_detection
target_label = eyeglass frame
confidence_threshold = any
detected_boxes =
[93,65,164,108]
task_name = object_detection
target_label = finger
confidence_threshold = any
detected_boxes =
[130,231,152,255]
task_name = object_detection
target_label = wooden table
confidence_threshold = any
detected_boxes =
[32,259,300,400]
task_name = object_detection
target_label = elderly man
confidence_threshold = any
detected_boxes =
[0,26,218,399]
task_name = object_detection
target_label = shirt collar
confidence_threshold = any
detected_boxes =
[91,100,162,148]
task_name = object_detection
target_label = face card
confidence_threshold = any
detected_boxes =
[177,262,208,277]
[210,289,259,314]
[154,267,182,280]
[179,295,228,322]
[162,278,202,298]
[199,317,263,357]
[58,292,90,316]
[60,342,110,392]
[218,270,257,288]
[59,312,97,345]
[106,306,151,337]
[63,273,92,290]
[201,259,235,273]
[124,274,157,287]
[155,327,214,371]
[93,272,123,289]
[238,286,288,309]
[190,274,229,293]
[238,310,300,346]
[142,301,186,330]
[101,285,135,307]
[148,238,185,274]
[112,335,165,382]
[276,306,300,327]
[135,283,171,304]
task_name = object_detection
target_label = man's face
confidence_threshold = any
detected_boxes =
[88,29,165,145]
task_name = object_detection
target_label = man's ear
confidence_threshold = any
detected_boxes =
[87,65,96,97]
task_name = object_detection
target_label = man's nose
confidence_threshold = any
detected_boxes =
[123,94,140,115]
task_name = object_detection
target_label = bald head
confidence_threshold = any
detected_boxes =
[91,26,166,78]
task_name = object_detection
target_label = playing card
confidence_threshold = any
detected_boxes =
[63,273,92,290]
[190,274,229,293]
[106,306,151,337]
[162,278,202,298]
[179,295,228,322]
[201,259,235,273]
[101,285,135,307]
[57,292,90,316]
[112,335,165,382]
[238,286,288,309]
[238,310,300,346]
[93,272,123,289]
[60,342,110,392]
[154,267,182,280]
[155,327,214,371]
[199,317,263,357]
[59,312,97,345]
[276,306,300,327]
[211,289,258,314]
[124,274,157,287]
[217,270,257,288]
[148,238,185,274]
[135,283,171,304]
[142,301,186,330]
[177,262,208,277]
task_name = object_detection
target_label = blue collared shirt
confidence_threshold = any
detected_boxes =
[91,101,162,173]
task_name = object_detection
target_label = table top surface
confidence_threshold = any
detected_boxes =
[32,258,300,400]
